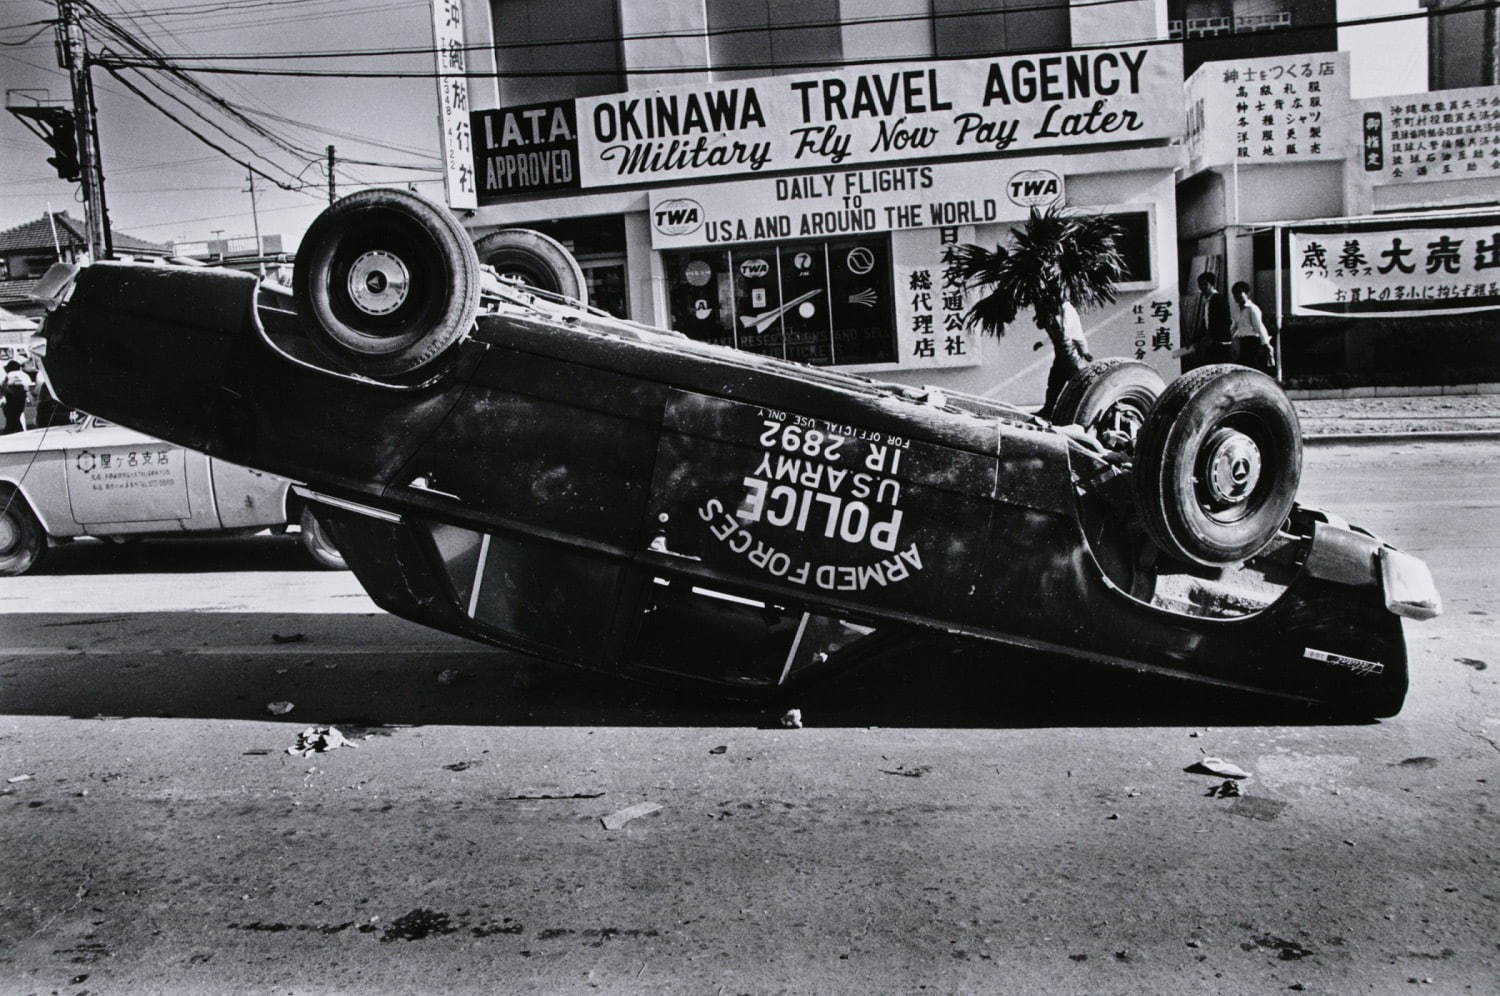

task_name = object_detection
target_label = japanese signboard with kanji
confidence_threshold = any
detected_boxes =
[1288,215,1500,317]
[430,0,477,210]
[891,227,978,370]
[1358,83,1500,185]
[646,160,1065,250]
[1184,52,1349,172]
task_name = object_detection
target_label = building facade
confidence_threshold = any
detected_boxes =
[452,0,1184,406]
[1177,42,1500,389]
[1166,0,1336,76]
[0,213,168,319]
[1423,0,1500,91]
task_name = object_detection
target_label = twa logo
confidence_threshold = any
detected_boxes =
[653,198,703,236]
[1006,169,1063,208]
[739,258,769,279]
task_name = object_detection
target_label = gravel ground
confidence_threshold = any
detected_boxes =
[1295,393,1500,437]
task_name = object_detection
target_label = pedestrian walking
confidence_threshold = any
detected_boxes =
[1184,270,1233,370]
[1230,281,1275,374]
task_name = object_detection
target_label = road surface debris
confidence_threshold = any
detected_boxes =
[779,709,803,729]
[1187,756,1250,779]
[287,727,356,757]
[601,802,662,830]
[265,701,295,716]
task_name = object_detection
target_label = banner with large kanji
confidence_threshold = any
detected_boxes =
[1288,214,1500,317]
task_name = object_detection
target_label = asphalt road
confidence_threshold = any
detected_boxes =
[1,440,1496,995]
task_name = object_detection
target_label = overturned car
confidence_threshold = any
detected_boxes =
[35,190,1439,717]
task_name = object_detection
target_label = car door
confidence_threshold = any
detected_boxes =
[62,416,216,533]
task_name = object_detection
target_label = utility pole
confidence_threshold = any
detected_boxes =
[244,169,265,277]
[327,145,336,204]
[57,0,111,258]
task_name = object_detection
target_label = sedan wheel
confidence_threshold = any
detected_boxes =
[0,492,46,576]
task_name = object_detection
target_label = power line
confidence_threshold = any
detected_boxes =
[93,2,1497,79]
[86,0,423,39]
[79,0,1483,64]
[219,100,441,162]
[100,64,321,196]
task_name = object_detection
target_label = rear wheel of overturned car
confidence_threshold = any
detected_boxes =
[0,488,46,576]
[293,187,480,378]
[472,229,587,304]
[1133,364,1301,567]
[1051,358,1166,455]
[298,506,346,570]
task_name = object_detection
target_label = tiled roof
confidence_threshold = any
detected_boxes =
[0,278,43,304]
[0,212,168,255]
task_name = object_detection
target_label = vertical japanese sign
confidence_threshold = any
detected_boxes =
[1184,52,1349,170]
[891,228,977,369]
[1288,216,1500,317]
[1127,298,1176,362]
[1358,84,1500,185]
[431,0,476,210]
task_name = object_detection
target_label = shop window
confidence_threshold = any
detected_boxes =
[931,0,1069,58]
[707,0,844,78]
[22,255,56,279]
[1100,211,1153,288]
[491,0,623,104]
[664,237,896,366]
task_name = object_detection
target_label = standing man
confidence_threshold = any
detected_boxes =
[1230,280,1274,374]
[2,361,33,434]
[1185,271,1232,370]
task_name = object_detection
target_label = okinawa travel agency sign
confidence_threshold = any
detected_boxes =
[470,45,1179,200]
[646,159,1067,249]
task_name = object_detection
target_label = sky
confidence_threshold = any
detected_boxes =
[0,0,1430,253]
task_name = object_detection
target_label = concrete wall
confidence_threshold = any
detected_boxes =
[620,1,711,90]
[839,0,933,61]
[1071,0,1166,44]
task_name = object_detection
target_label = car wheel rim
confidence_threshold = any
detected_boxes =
[346,249,411,316]
[1096,400,1147,452]
[1199,426,1263,510]
[0,514,17,554]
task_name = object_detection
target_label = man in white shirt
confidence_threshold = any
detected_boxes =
[1229,281,1274,374]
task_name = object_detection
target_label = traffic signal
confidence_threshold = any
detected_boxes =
[8,105,81,181]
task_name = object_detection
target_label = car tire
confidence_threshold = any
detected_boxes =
[298,506,346,570]
[472,229,587,304]
[1133,364,1301,567]
[1051,358,1166,455]
[0,488,46,576]
[293,187,480,378]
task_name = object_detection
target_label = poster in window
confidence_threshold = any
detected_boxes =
[827,238,897,366]
[666,251,734,347]
[732,251,785,357]
[778,244,832,365]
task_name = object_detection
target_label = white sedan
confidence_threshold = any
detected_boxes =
[0,414,343,575]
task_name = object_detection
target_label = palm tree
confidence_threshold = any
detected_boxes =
[947,206,1126,416]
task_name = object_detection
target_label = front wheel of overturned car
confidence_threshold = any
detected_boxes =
[298,506,347,570]
[1051,358,1166,455]
[1133,364,1301,567]
[472,229,587,304]
[293,187,480,378]
[0,488,46,576]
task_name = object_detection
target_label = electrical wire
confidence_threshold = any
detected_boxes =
[93,1,1500,78]
[100,64,321,195]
